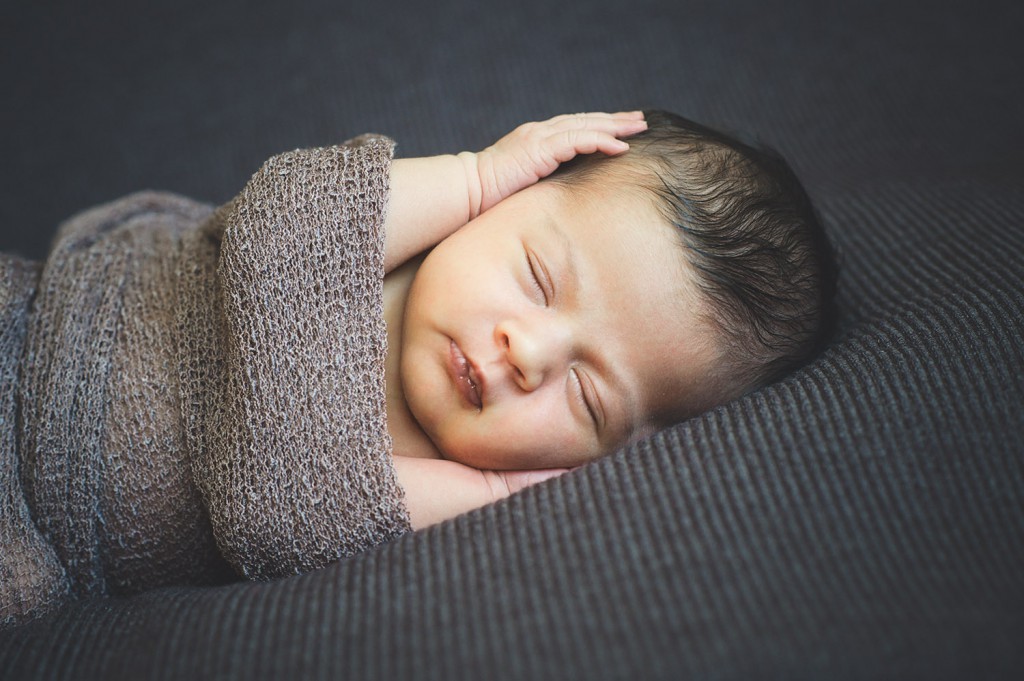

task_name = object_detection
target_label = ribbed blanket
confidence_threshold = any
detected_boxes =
[1,136,411,628]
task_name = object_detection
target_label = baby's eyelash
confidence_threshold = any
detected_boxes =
[571,369,600,429]
[526,249,549,305]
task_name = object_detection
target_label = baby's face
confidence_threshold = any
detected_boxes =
[399,180,717,470]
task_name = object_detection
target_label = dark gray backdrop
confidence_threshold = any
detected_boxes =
[3,0,1020,260]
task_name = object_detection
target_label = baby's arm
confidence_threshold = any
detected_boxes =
[383,111,646,273]
[392,455,568,530]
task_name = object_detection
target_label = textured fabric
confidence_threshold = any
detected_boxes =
[1,179,1021,680]
[14,191,229,619]
[0,255,68,628]
[189,136,410,579]
[2,137,410,628]
[1,0,1022,678]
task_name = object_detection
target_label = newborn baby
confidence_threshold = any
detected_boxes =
[0,109,834,627]
[380,110,836,528]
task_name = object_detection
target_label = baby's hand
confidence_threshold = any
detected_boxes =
[391,455,571,530]
[462,111,647,218]
[479,468,570,499]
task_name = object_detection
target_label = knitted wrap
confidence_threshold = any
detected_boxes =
[2,136,410,628]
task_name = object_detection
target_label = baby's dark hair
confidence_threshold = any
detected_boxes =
[551,109,838,413]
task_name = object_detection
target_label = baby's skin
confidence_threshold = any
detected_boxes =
[382,112,716,529]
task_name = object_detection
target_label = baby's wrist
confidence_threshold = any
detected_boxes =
[456,151,484,222]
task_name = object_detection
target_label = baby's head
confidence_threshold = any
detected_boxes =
[399,110,836,470]
[550,109,838,412]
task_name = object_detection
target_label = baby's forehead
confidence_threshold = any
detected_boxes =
[552,180,676,243]
[545,185,718,440]
[555,166,658,204]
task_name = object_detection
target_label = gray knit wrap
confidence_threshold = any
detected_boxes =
[1,135,411,628]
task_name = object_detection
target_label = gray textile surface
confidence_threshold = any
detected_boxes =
[0,256,67,629]
[2,137,409,628]
[3,178,1021,680]
[1,0,1023,678]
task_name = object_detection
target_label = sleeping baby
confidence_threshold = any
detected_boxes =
[383,110,836,529]
[1,109,835,627]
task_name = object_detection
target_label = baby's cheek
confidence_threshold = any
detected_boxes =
[433,414,519,468]
[498,412,592,467]
[437,400,593,469]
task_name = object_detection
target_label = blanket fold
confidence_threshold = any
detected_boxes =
[2,135,410,627]
[189,135,411,579]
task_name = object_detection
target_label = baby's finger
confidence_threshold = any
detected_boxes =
[547,112,646,136]
[548,111,644,125]
[501,468,570,494]
[547,130,631,162]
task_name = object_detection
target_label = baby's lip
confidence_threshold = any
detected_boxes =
[449,340,484,409]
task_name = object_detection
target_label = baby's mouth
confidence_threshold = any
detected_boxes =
[449,340,483,409]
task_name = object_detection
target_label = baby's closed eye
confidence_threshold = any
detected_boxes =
[524,245,552,305]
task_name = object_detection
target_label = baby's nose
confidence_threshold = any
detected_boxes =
[496,317,572,392]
